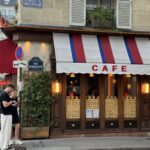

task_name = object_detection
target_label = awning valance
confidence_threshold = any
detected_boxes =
[0,39,17,74]
[53,33,150,75]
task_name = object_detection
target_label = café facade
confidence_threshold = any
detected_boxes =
[2,26,150,137]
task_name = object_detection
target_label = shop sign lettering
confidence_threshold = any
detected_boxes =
[92,64,127,73]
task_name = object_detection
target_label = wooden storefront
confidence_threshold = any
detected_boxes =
[51,32,150,136]
[51,74,150,136]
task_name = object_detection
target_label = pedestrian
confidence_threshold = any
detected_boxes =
[0,84,15,150]
[9,91,23,145]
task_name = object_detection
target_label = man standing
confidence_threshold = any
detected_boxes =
[0,84,15,150]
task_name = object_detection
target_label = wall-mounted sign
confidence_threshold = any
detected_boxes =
[13,61,27,68]
[15,46,23,60]
[28,57,43,71]
[22,0,42,8]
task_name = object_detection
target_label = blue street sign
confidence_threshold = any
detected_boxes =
[15,46,23,60]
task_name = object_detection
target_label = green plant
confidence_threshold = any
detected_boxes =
[87,7,115,25]
[21,72,52,127]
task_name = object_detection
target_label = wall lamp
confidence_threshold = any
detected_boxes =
[141,83,149,94]
[52,80,62,95]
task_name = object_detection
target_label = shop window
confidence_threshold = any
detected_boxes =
[66,74,80,129]
[123,75,137,128]
[124,75,137,97]
[67,74,80,97]
[107,74,118,97]
[87,74,99,96]
[86,74,100,129]
[104,74,119,128]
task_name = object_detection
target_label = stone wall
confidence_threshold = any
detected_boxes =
[18,0,69,26]
[17,0,150,31]
[18,41,51,72]
[132,0,150,31]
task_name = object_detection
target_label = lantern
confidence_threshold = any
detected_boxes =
[70,73,75,78]
[89,73,94,77]
[52,80,62,95]
[141,83,149,94]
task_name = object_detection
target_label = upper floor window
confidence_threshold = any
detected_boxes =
[86,0,115,10]
[1,9,6,17]
[70,0,132,30]
[86,0,116,28]
[8,10,15,18]
[3,0,10,5]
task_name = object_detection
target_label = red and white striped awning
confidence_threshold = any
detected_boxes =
[53,33,150,75]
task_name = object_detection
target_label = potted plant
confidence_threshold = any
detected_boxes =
[20,72,52,139]
[87,7,115,28]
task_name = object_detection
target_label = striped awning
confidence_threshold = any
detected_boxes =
[53,33,150,75]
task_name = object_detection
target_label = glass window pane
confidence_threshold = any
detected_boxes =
[123,75,137,120]
[108,74,118,97]
[66,74,80,120]
[87,74,99,96]
[124,75,137,96]
[67,74,80,97]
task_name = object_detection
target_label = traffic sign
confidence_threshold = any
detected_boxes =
[13,61,27,68]
[15,46,23,60]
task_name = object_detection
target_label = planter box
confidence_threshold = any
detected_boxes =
[21,127,49,139]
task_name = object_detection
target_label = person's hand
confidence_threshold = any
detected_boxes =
[12,101,18,107]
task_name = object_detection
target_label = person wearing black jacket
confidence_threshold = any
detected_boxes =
[9,91,23,145]
[0,84,15,150]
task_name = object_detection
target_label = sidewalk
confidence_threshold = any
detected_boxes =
[18,136,150,150]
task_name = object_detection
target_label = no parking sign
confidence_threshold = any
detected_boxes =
[15,46,23,60]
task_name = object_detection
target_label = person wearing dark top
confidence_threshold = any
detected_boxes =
[9,91,23,145]
[0,84,15,150]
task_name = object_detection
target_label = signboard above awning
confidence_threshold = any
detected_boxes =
[53,33,150,75]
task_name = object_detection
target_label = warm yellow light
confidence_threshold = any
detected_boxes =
[127,83,131,89]
[112,79,116,84]
[108,73,113,77]
[24,41,31,49]
[40,42,47,53]
[70,73,75,78]
[52,80,62,95]
[141,83,149,94]
[89,73,94,77]
[126,74,131,78]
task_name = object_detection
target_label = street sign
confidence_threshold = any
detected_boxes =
[13,61,27,68]
[15,46,23,60]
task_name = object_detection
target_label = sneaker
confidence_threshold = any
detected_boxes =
[8,140,14,146]
[14,140,23,145]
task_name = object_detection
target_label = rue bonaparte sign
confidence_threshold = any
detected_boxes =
[28,57,43,71]
[22,0,42,8]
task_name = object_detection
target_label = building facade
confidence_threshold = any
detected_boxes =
[1,0,150,137]
[0,0,17,24]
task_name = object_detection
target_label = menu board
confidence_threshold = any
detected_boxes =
[86,109,93,118]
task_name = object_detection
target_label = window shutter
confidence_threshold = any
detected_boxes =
[70,0,86,26]
[117,0,132,29]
